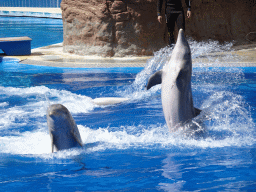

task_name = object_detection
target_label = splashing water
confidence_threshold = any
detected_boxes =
[119,39,238,98]
[113,40,256,151]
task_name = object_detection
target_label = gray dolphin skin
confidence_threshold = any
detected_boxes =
[147,29,201,132]
[47,104,83,152]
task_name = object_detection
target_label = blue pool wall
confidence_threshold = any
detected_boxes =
[0,0,61,7]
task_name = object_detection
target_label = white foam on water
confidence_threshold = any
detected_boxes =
[1,101,254,159]
[0,94,254,160]
[0,102,8,107]
[0,86,254,158]
[0,128,51,155]
[0,85,95,130]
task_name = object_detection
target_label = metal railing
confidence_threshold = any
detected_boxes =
[0,0,61,8]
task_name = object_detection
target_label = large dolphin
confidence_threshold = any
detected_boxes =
[47,104,83,152]
[146,29,201,132]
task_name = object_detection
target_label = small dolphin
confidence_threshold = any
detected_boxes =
[47,104,83,152]
[146,29,201,132]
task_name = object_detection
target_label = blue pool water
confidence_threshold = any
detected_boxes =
[0,0,61,8]
[0,16,63,49]
[1,17,256,191]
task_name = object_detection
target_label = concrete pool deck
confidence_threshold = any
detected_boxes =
[1,7,256,68]
[16,43,152,68]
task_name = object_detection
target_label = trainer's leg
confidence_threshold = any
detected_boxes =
[176,11,185,31]
[165,8,177,46]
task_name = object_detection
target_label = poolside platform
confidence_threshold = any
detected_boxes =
[0,36,32,56]
[4,42,255,68]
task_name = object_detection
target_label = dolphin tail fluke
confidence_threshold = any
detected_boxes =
[146,70,163,90]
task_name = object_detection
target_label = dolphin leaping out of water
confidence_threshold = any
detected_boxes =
[146,29,201,132]
[47,104,83,152]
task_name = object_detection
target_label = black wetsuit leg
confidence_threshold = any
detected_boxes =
[165,7,185,45]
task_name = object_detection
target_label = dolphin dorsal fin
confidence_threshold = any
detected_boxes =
[146,70,163,90]
[194,107,202,116]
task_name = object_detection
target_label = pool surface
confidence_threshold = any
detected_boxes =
[0,0,61,8]
[0,17,256,191]
[0,16,63,49]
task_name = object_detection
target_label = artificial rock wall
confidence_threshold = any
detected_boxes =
[61,0,256,57]
[61,0,166,57]
[186,0,256,44]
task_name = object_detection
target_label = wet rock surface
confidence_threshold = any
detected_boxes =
[186,0,256,45]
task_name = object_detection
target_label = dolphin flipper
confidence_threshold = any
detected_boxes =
[146,70,163,90]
